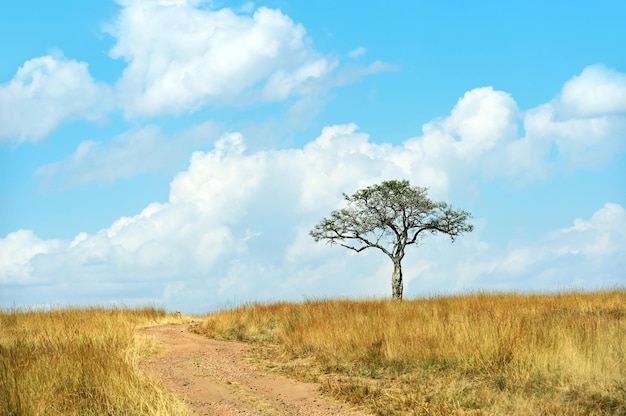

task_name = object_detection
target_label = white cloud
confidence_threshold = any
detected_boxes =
[520,64,626,172]
[0,230,64,284]
[1,125,452,311]
[442,87,519,155]
[3,66,626,311]
[556,202,626,257]
[107,0,392,118]
[0,2,390,145]
[409,86,520,185]
[0,55,113,143]
[4,120,625,311]
[557,64,626,118]
[402,65,626,183]
[109,1,337,117]
[398,203,626,294]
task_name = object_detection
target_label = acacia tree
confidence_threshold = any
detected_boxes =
[310,180,473,300]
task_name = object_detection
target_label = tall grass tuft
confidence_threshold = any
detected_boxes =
[0,306,190,416]
[193,290,626,415]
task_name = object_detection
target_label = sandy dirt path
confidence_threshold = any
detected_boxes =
[139,324,369,416]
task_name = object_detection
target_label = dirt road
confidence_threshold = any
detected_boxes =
[140,324,369,416]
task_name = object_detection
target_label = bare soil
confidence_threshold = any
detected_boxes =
[139,324,369,416]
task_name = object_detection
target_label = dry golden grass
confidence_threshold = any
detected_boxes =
[0,306,192,416]
[193,290,626,415]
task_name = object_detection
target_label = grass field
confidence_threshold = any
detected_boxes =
[0,306,190,416]
[2,291,624,415]
[192,290,626,415]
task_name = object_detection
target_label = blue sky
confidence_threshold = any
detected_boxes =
[1,0,625,313]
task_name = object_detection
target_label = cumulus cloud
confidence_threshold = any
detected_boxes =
[408,86,520,185]
[0,55,113,143]
[520,64,626,172]
[3,113,625,311]
[557,64,626,118]
[1,1,390,145]
[0,230,64,284]
[1,125,450,311]
[402,65,626,183]
[108,0,343,117]
[555,202,626,258]
[447,203,626,292]
[3,65,626,311]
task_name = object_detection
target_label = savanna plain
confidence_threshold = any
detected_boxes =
[1,290,625,415]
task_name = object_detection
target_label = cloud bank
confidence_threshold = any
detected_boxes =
[2,68,625,312]
[1,0,624,312]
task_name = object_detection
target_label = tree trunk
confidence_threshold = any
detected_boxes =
[391,259,403,300]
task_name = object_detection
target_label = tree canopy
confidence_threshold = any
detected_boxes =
[310,180,473,299]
